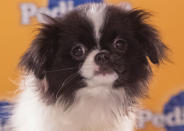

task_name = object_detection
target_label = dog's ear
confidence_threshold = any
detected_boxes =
[19,16,59,79]
[128,9,168,64]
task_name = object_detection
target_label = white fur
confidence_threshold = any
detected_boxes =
[80,50,99,79]
[85,3,106,46]
[84,2,132,46]
[80,50,118,87]
[10,50,135,131]
[118,2,132,11]
[10,74,135,131]
[10,3,136,131]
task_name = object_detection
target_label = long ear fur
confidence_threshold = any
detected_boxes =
[19,16,59,79]
[128,9,168,64]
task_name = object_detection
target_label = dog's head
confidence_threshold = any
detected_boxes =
[19,3,167,106]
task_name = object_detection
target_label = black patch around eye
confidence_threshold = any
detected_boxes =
[71,44,87,60]
[113,38,128,53]
[18,8,98,108]
[99,5,162,101]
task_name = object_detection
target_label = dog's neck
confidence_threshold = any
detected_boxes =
[11,75,136,131]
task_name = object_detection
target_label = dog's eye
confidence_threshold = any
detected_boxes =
[71,44,86,60]
[113,38,128,53]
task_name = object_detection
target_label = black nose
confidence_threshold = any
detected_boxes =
[95,51,110,65]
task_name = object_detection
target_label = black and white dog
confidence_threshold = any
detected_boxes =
[9,3,167,131]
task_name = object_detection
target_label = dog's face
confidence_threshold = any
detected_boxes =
[19,4,167,106]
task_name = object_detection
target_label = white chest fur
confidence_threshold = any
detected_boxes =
[10,76,135,131]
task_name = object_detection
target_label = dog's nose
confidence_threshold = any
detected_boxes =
[95,50,110,65]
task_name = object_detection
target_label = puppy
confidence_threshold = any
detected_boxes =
[9,3,167,131]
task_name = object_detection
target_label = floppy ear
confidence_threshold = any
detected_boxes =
[19,16,59,79]
[128,9,168,64]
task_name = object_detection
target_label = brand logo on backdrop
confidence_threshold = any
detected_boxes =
[0,91,184,130]
[20,0,103,25]
[0,102,11,130]
[137,91,184,131]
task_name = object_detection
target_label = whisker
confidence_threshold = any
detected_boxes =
[44,67,78,73]
[55,72,79,99]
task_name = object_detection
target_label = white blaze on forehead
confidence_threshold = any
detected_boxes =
[118,2,132,11]
[86,3,106,44]
[84,3,132,48]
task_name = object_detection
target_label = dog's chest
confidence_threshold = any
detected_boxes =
[11,86,135,131]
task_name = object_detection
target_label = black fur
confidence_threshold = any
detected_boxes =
[19,4,167,106]
[101,6,167,99]
[19,10,95,105]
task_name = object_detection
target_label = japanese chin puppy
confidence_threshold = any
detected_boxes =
[9,3,167,131]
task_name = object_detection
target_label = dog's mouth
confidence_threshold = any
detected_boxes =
[94,66,114,76]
